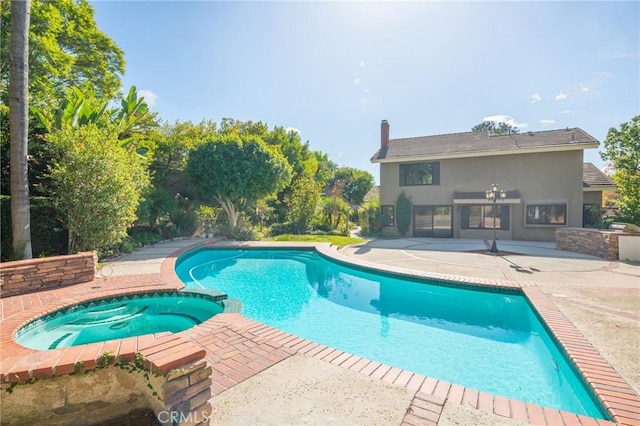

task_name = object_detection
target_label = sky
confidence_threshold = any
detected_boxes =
[91,1,639,183]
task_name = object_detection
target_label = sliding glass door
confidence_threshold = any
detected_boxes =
[413,205,452,237]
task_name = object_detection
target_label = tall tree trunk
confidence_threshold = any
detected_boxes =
[9,0,32,259]
[215,196,240,227]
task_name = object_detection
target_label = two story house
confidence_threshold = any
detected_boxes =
[370,120,615,241]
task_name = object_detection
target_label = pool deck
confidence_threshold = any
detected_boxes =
[1,237,639,425]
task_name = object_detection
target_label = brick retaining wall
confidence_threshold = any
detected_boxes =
[0,252,97,298]
[555,227,624,260]
[1,335,212,426]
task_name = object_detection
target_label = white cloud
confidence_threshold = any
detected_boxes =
[561,110,572,114]
[529,93,542,103]
[539,119,556,126]
[482,115,528,129]
[353,78,361,85]
[285,127,300,135]
[363,88,369,94]
[360,60,365,67]
[555,92,568,101]
[579,85,590,92]
[138,90,158,108]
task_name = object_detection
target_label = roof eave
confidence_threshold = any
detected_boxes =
[583,185,617,192]
[370,142,599,164]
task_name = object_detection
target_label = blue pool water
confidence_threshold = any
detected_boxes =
[176,248,608,419]
[15,291,225,350]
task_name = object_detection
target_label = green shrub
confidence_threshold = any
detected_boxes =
[196,205,219,235]
[359,198,381,234]
[215,224,261,241]
[136,188,176,230]
[168,208,198,237]
[48,125,149,253]
[99,229,164,259]
[269,222,297,236]
[396,192,412,236]
[1,196,67,261]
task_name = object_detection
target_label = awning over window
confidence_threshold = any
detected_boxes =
[453,190,522,204]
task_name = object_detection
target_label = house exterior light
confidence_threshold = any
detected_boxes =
[486,184,507,253]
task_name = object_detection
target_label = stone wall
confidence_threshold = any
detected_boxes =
[157,358,213,425]
[555,227,625,260]
[0,252,97,298]
[1,336,212,426]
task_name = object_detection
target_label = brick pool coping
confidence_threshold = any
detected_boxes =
[1,241,638,426]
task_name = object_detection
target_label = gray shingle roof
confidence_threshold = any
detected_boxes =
[583,163,616,188]
[371,128,599,162]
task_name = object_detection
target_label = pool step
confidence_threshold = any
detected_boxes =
[48,332,73,350]
[69,306,149,327]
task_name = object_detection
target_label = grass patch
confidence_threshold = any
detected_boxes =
[268,234,366,248]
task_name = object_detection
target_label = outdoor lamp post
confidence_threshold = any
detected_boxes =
[485,183,507,254]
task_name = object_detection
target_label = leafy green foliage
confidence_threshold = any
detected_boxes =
[148,120,217,190]
[196,205,219,234]
[329,167,375,206]
[601,116,640,225]
[284,175,323,234]
[1,196,67,261]
[185,134,292,227]
[1,0,125,109]
[48,125,149,253]
[471,121,519,135]
[168,208,198,237]
[358,196,381,235]
[31,86,109,132]
[312,151,338,186]
[396,192,412,236]
[321,196,350,232]
[215,224,261,241]
[136,188,176,230]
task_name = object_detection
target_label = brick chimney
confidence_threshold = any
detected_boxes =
[381,120,390,149]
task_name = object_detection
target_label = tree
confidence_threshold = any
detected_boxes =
[284,175,322,234]
[48,125,149,253]
[330,167,375,207]
[185,135,292,227]
[313,151,338,186]
[1,0,125,109]
[471,121,519,135]
[8,0,32,259]
[359,196,380,234]
[601,116,640,225]
[321,195,350,231]
[149,119,217,190]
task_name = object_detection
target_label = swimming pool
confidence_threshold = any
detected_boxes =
[15,290,226,350]
[176,248,608,419]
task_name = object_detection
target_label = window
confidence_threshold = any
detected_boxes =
[461,205,510,230]
[526,204,567,225]
[399,162,440,186]
[380,205,395,227]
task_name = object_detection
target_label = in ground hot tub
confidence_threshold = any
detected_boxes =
[15,290,227,350]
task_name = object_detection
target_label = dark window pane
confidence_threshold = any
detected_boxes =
[462,205,510,230]
[526,204,567,225]
[399,162,440,186]
[381,205,395,226]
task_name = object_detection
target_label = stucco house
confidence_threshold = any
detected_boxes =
[370,120,616,241]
